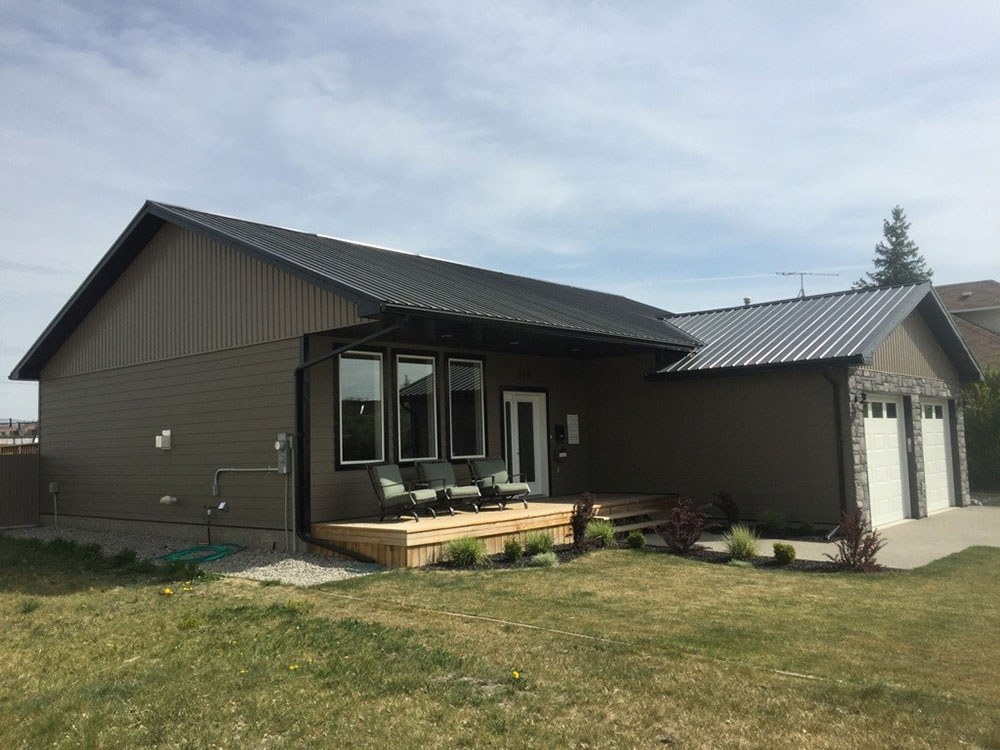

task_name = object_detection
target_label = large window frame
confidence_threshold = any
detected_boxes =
[395,353,439,462]
[337,351,385,467]
[447,357,487,460]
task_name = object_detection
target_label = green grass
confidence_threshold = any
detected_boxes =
[3,534,1000,748]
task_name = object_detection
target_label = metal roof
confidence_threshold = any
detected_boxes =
[150,203,699,349]
[656,283,982,381]
[10,201,700,380]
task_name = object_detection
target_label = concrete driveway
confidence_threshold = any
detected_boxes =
[666,506,1000,570]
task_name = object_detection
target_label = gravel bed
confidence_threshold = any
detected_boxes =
[2,525,383,586]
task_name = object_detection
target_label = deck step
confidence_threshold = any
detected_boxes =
[595,506,670,522]
[609,518,666,533]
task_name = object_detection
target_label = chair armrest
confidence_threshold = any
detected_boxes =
[407,479,431,490]
[509,472,526,481]
[424,477,447,489]
[475,476,498,486]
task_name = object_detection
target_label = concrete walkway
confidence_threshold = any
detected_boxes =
[649,505,1000,570]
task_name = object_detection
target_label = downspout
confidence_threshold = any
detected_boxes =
[822,368,849,516]
[294,315,409,561]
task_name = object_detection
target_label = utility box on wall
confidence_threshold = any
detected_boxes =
[275,433,293,474]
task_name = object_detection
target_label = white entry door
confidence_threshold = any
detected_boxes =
[502,391,550,497]
[864,395,910,526]
[922,399,955,513]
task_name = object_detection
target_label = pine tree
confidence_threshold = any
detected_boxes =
[853,206,933,289]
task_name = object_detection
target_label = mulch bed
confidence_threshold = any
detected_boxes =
[429,540,846,573]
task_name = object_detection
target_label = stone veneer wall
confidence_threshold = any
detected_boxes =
[847,368,971,523]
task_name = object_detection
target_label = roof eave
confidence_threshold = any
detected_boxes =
[648,355,867,381]
[381,304,699,352]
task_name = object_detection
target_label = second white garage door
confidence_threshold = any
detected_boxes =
[922,399,955,513]
[864,395,910,526]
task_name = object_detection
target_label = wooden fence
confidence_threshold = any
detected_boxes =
[0,443,39,456]
[0,453,39,528]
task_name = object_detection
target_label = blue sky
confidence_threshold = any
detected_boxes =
[2,1,998,417]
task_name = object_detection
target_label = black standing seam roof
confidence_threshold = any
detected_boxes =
[150,203,700,348]
[9,200,700,380]
[656,282,982,381]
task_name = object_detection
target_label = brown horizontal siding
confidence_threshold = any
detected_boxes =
[1,454,39,527]
[872,311,959,382]
[43,223,359,379]
[39,339,300,529]
[587,358,842,524]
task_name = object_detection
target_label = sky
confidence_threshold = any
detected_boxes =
[1,1,998,418]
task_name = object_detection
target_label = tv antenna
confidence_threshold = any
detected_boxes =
[776,271,840,298]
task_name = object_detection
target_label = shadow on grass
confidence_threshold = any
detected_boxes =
[0,535,207,597]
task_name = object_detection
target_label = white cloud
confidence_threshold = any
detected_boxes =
[1,0,999,415]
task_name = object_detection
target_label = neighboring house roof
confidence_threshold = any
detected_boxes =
[934,279,1000,312]
[951,316,1000,371]
[11,201,700,380]
[656,283,982,381]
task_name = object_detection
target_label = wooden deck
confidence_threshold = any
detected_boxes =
[311,493,674,567]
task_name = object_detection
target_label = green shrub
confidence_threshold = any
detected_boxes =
[795,521,816,537]
[444,537,489,568]
[503,538,524,563]
[965,368,1000,491]
[626,530,646,549]
[584,520,616,549]
[773,542,796,566]
[523,531,554,556]
[19,599,40,614]
[528,551,557,567]
[758,510,784,536]
[724,524,759,561]
[110,548,138,568]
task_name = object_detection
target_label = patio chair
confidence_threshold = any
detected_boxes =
[415,460,486,513]
[368,463,439,522]
[468,457,531,509]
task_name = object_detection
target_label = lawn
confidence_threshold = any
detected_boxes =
[2,536,999,749]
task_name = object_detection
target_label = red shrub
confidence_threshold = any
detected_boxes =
[656,498,713,554]
[826,508,886,572]
[570,493,597,553]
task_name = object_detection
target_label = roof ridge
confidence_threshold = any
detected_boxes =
[148,201,672,315]
[665,281,930,319]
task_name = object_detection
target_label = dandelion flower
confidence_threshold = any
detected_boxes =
[181,587,193,592]
[289,664,300,671]
[161,588,174,596]
[238,669,248,675]
[512,670,520,680]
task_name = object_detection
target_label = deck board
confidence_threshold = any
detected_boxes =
[311,493,673,567]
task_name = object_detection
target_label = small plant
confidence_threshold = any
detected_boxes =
[724,524,759,561]
[110,548,138,568]
[728,559,753,569]
[827,508,886,572]
[714,491,741,526]
[773,542,796,566]
[584,520,616,549]
[795,521,816,537]
[570,492,597,553]
[626,529,646,549]
[259,579,283,587]
[758,510,784,536]
[444,537,489,568]
[503,538,525,563]
[19,599,40,614]
[523,531,554,556]
[528,551,557,567]
[656,498,713,554]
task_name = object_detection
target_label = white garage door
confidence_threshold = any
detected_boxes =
[922,399,955,513]
[864,395,910,526]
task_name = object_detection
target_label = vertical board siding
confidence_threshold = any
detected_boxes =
[0,454,39,527]
[43,223,360,379]
[586,358,843,524]
[39,339,300,529]
[872,311,960,382]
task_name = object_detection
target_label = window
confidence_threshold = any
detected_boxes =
[338,352,384,465]
[886,402,897,419]
[934,404,944,419]
[925,404,934,419]
[396,355,437,461]
[449,358,485,458]
[871,402,883,419]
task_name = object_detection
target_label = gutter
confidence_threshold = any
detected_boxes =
[293,315,409,562]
